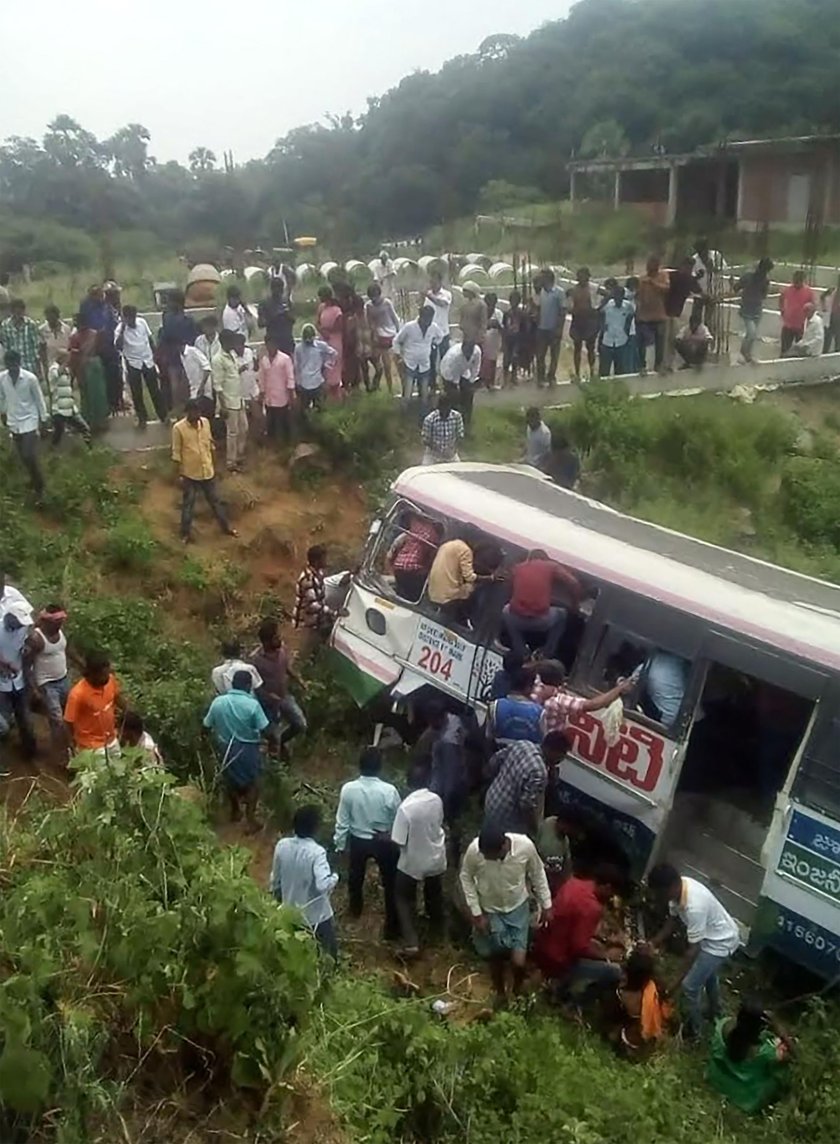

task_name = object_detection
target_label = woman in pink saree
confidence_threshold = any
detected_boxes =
[316,286,344,400]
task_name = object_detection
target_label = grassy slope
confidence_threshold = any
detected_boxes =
[4,386,840,1141]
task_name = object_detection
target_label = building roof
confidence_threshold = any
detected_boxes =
[567,134,840,173]
[392,462,840,671]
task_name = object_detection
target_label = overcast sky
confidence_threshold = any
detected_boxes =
[10,1,571,164]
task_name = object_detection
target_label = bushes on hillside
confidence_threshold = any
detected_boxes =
[0,761,320,1139]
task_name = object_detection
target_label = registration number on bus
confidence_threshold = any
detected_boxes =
[407,619,477,694]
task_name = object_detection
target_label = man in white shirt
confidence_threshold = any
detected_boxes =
[222,286,256,338]
[648,863,741,1037]
[523,407,552,468]
[334,747,402,940]
[115,305,166,426]
[393,305,442,411]
[0,348,48,500]
[0,600,37,758]
[787,303,825,358]
[373,250,396,300]
[0,573,33,625]
[460,825,552,1002]
[425,271,453,372]
[674,314,713,369]
[181,341,211,402]
[391,771,446,957]
[439,338,481,430]
[211,639,263,695]
[271,804,339,958]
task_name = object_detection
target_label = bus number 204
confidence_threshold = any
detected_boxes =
[417,645,453,681]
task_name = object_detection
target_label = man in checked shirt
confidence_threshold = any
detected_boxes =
[421,393,464,464]
[483,732,572,838]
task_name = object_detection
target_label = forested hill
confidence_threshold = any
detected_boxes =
[292,0,839,236]
[1,0,839,263]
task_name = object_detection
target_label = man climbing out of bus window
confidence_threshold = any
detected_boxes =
[488,664,543,745]
[647,863,741,1040]
[533,661,633,735]
[483,731,569,838]
[502,549,582,661]
[459,825,552,1005]
[532,863,626,1005]
[643,650,691,729]
[427,535,502,628]
[385,511,442,602]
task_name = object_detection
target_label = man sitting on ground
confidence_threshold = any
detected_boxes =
[459,825,552,1004]
[786,302,825,358]
[675,314,713,369]
[532,864,626,1003]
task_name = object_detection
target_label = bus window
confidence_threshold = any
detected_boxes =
[680,667,813,825]
[594,630,694,734]
[369,505,444,604]
[795,707,840,819]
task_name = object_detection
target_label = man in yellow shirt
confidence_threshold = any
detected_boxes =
[171,399,238,544]
[428,537,502,627]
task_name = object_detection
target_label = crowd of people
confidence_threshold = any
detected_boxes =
[2,247,839,504]
[0,541,333,778]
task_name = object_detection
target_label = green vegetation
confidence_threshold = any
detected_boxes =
[0,758,319,1142]
[306,977,840,1144]
[3,0,840,268]
[5,383,840,1139]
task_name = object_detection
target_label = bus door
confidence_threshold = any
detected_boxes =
[556,591,704,874]
[659,631,826,924]
[756,681,840,977]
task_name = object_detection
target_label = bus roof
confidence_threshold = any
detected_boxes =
[392,462,840,671]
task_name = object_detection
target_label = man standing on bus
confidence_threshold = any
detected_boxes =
[647,863,740,1039]
[502,550,582,661]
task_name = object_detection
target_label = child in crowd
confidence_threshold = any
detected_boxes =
[48,349,91,447]
[481,292,504,390]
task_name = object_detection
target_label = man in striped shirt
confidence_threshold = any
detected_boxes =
[532,662,632,735]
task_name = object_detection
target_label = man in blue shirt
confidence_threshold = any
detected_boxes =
[270,804,339,959]
[203,670,269,829]
[535,269,565,387]
[599,282,635,378]
[334,747,402,940]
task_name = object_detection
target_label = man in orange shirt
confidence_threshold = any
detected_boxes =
[64,650,124,757]
[779,270,815,355]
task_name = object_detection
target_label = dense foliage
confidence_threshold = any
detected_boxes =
[2,0,840,264]
[307,976,840,1144]
[0,759,319,1141]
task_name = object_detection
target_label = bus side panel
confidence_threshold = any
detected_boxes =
[756,801,840,978]
[555,777,657,876]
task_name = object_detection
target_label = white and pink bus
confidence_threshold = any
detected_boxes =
[331,461,840,977]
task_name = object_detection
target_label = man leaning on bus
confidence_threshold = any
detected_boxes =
[502,550,583,660]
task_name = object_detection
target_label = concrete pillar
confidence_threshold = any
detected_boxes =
[715,162,727,218]
[736,159,745,228]
[614,168,621,210]
[666,164,678,226]
[569,168,576,211]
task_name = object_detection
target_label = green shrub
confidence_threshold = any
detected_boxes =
[781,455,840,547]
[310,392,412,480]
[101,515,158,572]
[0,761,320,1137]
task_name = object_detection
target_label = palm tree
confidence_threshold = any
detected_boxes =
[188,147,217,174]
